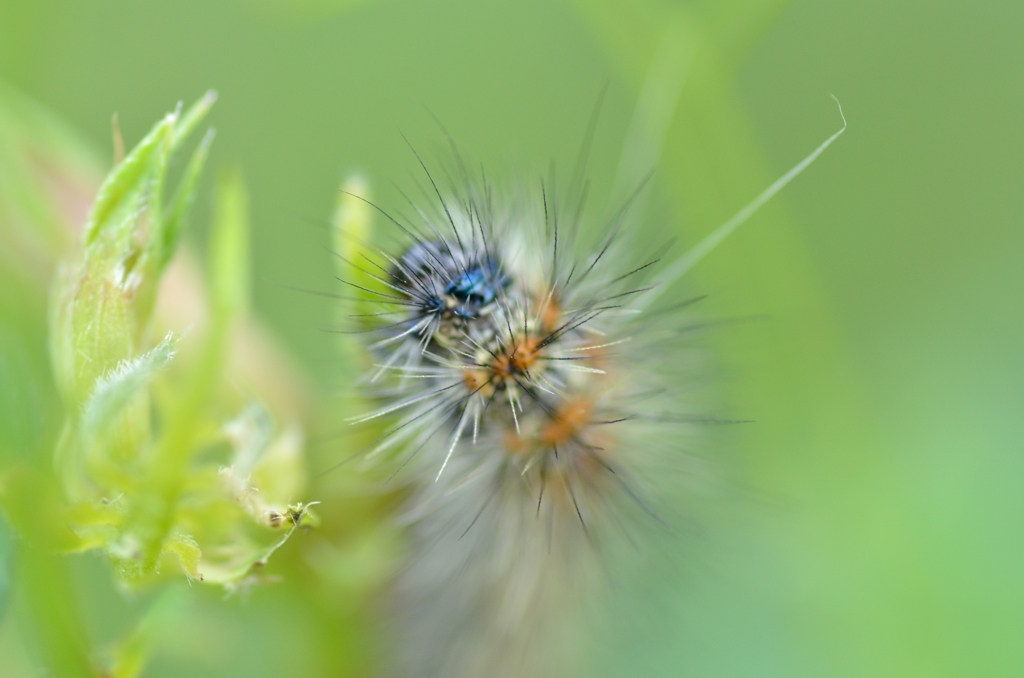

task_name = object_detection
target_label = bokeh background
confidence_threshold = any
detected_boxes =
[1,0,1021,676]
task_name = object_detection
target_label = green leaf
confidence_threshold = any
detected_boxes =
[169,90,217,154]
[118,171,252,574]
[79,331,180,449]
[331,171,389,396]
[222,402,307,519]
[199,502,319,593]
[223,401,275,478]
[49,261,137,407]
[160,128,215,269]
[250,424,306,508]
[331,174,381,321]
[81,113,174,249]
[132,92,216,325]
[51,93,216,409]
[82,89,215,253]
[161,533,203,582]
[208,169,251,321]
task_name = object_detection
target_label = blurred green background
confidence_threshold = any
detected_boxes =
[0,0,1021,676]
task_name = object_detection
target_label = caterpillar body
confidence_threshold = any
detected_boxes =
[335,100,845,677]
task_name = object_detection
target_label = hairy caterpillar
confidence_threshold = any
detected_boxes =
[333,99,845,678]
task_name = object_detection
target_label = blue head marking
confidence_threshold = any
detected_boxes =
[446,269,496,306]
[444,257,507,318]
[394,240,508,323]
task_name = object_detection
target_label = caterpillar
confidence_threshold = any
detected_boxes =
[333,99,845,678]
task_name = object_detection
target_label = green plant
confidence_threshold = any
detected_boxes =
[0,93,317,677]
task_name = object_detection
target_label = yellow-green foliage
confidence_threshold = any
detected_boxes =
[0,94,320,677]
